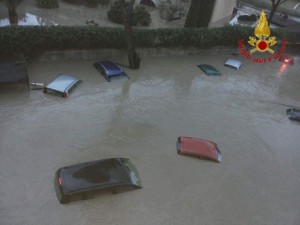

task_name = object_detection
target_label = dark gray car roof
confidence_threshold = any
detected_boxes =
[197,64,221,76]
[60,158,132,194]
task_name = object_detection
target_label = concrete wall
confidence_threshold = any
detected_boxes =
[209,0,236,27]
[36,47,238,62]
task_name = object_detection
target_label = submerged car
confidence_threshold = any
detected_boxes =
[197,64,221,76]
[43,74,81,97]
[54,158,142,204]
[177,136,222,163]
[287,108,300,121]
[93,60,128,82]
[224,58,242,70]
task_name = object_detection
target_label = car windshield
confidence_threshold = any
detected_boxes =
[124,160,142,186]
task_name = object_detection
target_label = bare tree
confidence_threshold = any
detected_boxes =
[0,0,23,26]
[120,0,140,69]
[268,0,289,24]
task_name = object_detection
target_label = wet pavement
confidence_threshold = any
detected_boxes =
[0,0,185,28]
[230,4,300,31]
[0,12,57,26]
[1,53,300,225]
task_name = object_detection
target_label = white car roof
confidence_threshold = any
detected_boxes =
[224,59,242,70]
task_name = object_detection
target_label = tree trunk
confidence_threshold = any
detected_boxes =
[184,0,216,28]
[268,2,279,24]
[184,0,202,28]
[196,0,216,28]
[8,8,18,26]
[268,0,289,25]
[121,0,140,69]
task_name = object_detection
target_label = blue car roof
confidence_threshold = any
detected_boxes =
[99,60,120,69]
[97,61,124,73]
[94,61,127,81]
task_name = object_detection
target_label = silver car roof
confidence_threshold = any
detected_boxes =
[224,59,242,70]
[46,74,80,93]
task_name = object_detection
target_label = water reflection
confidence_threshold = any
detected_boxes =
[277,64,288,78]
[0,13,57,27]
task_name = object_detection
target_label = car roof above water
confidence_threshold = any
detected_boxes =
[197,64,221,76]
[59,158,132,194]
[224,58,242,70]
[95,61,125,76]
[46,74,80,93]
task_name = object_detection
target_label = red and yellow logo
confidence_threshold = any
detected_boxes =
[248,11,277,54]
[238,11,287,63]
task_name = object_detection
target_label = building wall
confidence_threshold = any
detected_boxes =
[209,0,237,27]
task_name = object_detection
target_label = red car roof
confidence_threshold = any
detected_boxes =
[177,137,221,163]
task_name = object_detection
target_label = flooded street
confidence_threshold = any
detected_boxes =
[1,54,300,225]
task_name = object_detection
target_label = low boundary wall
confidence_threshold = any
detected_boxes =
[36,46,238,62]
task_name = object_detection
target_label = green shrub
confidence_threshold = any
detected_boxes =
[62,0,109,7]
[0,26,297,61]
[107,1,124,24]
[86,0,99,7]
[62,0,80,4]
[107,2,151,26]
[98,0,109,5]
[133,6,151,26]
[35,0,59,8]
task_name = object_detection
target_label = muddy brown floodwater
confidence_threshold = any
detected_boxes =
[1,54,300,225]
